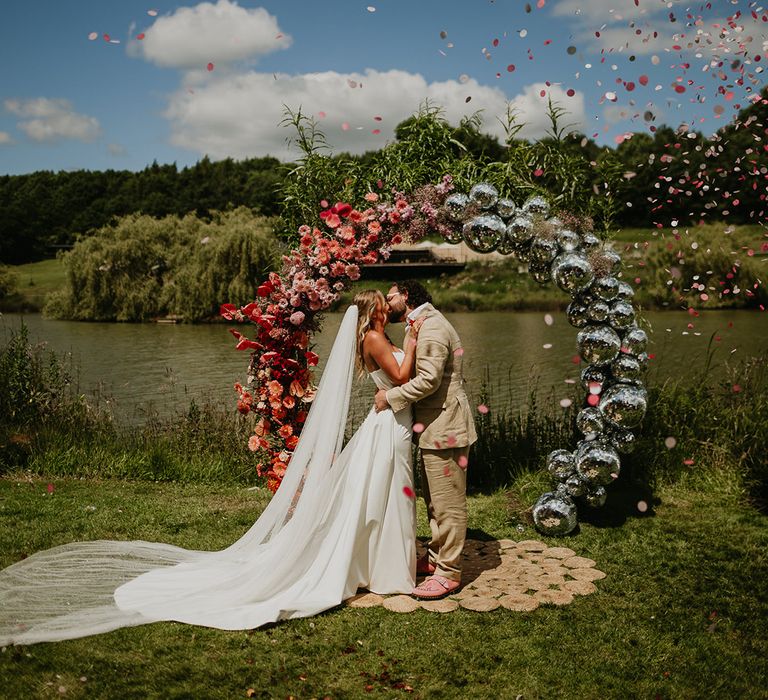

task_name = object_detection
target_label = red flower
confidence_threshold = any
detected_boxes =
[220,303,237,320]
[278,424,293,439]
[257,283,273,297]
[333,202,353,217]
[305,351,319,366]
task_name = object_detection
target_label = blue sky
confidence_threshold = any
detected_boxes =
[0,0,765,174]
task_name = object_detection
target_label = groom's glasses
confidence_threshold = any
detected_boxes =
[385,293,400,302]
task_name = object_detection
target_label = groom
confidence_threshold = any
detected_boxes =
[374,280,477,600]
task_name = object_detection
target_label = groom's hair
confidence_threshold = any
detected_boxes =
[395,280,432,309]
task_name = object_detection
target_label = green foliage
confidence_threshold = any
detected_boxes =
[46,208,281,322]
[0,323,77,426]
[278,101,627,239]
[0,264,18,299]
[637,224,767,309]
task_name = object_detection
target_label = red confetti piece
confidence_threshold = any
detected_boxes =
[371,129,381,135]
[403,486,415,499]
[136,33,145,40]
[103,33,111,42]
[732,384,742,393]
[47,483,54,494]
[207,62,215,72]
[533,168,544,177]
[587,394,600,407]
[507,64,515,72]
[683,459,695,466]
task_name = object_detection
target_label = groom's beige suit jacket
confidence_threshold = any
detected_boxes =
[386,304,477,450]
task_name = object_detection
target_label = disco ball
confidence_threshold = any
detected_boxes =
[443,192,470,221]
[592,276,620,302]
[622,327,648,355]
[496,197,517,219]
[556,229,581,253]
[469,182,499,210]
[506,215,535,245]
[567,300,590,328]
[577,324,622,365]
[576,442,621,486]
[552,253,595,294]
[522,195,551,218]
[462,214,505,253]
[587,300,610,323]
[576,407,605,437]
[598,384,648,429]
[533,493,578,536]
[609,300,636,329]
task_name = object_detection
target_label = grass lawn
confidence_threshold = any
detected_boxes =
[1,476,766,699]
[1,259,66,312]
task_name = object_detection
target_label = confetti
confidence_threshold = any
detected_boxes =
[366,6,376,12]
[559,398,573,408]
[637,501,648,513]
[477,404,489,415]
[544,314,554,326]
[206,62,215,72]
[413,422,425,434]
[47,483,54,494]
[403,486,415,499]
[664,437,677,449]
[147,9,158,16]
[457,455,469,469]
[88,32,98,41]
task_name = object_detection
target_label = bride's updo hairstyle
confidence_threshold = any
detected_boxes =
[353,289,386,376]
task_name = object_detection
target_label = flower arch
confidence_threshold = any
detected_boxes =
[222,176,648,535]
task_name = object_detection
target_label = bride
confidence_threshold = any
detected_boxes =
[0,290,423,645]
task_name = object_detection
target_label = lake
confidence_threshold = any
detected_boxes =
[1,310,765,425]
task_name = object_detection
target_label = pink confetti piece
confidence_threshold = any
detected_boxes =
[664,437,677,449]
[454,347,465,357]
[47,483,54,494]
[457,455,469,469]
[147,9,158,16]
[544,314,553,326]
[446,434,458,447]
[88,32,98,41]
[732,384,742,393]
[371,129,381,135]
[366,5,376,12]
[477,404,489,415]
[559,398,572,408]
[587,394,600,407]
[683,459,695,466]
[413,422,425,434]
[341,122,350,131]
[403,486,415,499]
[637,501,648,513]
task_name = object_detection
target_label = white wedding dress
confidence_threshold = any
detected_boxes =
[0,306,415,645]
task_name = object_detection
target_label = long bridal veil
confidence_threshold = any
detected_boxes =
[0,306,359,645]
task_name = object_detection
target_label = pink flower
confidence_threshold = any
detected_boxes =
[248,435,261,452]
[289,311,305,326]
[331,261,346,277]
[325,213,341,229]
[364,192,379,202]
[368,221,382,234]
[345,264,361,281]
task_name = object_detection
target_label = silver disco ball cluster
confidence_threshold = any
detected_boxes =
[441,184,649,536]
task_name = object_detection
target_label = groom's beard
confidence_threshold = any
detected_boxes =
[388,307,407,324]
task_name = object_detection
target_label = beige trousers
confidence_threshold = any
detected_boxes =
[419,446,469,582]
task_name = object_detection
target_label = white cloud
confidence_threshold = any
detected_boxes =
[163,69,586,160]
[550,0,693,55]
[107,143,126,156]
[131,0,290,69]
[0,131,12,145]
[4,98,101,143]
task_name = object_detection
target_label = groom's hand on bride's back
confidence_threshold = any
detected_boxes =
[374,389,389,413]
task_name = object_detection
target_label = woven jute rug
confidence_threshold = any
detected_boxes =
[345,539,605,613]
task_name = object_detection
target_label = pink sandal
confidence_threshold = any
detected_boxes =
[411,575,460,600]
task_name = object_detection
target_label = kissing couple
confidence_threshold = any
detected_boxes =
[0,281,476,645]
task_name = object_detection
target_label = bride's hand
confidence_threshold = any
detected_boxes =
[411,317,425,337]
